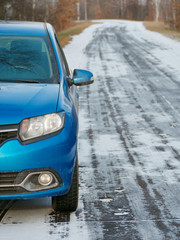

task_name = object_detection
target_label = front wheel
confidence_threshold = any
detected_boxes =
[52,156,79,212]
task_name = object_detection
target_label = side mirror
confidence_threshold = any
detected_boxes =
[72,69,94,86]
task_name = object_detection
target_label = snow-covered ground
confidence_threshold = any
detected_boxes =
[1,20,180,240]
[65,20,180,74]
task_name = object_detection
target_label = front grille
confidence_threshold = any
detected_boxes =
[0,186,16,194]
[0,172,18,195]
[0,131,17,145]
[0,186,25,195]
[0,172,26,195]
[0,172,18,185]
[0,125,18,146]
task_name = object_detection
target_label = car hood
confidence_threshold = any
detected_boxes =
[0,83,60,125]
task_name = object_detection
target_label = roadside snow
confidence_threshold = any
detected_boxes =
[64,23,102,69]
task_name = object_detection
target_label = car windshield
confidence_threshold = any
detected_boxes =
[0,35,58,83]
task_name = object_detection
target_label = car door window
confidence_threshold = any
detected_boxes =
[54,34,70,77]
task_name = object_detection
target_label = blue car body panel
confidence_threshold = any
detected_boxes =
[0,21,79,200]
[0,83,60,125]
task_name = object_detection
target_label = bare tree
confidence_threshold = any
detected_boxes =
[0,0,11,19]
[50,0,79,31]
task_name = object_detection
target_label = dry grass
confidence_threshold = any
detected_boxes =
[57,22,97,47]
[144,21,180,41]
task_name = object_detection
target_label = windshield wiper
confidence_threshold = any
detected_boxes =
[0,79,40,83]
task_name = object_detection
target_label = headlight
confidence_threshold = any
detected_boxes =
[19,112,65,141]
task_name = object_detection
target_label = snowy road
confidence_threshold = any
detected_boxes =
[0,20,180,240]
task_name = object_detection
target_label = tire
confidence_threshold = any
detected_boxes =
[52,155,79,212]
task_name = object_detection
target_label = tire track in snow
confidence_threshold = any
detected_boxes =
[78,22,180,239]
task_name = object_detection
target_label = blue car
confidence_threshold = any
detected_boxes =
[0,21,93,212]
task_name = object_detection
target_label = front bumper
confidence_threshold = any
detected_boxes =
[0,128,78,200]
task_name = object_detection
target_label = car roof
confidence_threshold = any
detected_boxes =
[0,21,47,36]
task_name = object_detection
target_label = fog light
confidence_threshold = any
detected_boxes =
[38,173,53,186]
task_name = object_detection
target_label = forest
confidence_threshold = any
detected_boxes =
[0,0,180,31]
[82,0,180,31]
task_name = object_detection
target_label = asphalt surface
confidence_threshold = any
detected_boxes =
[0,21,180,240]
